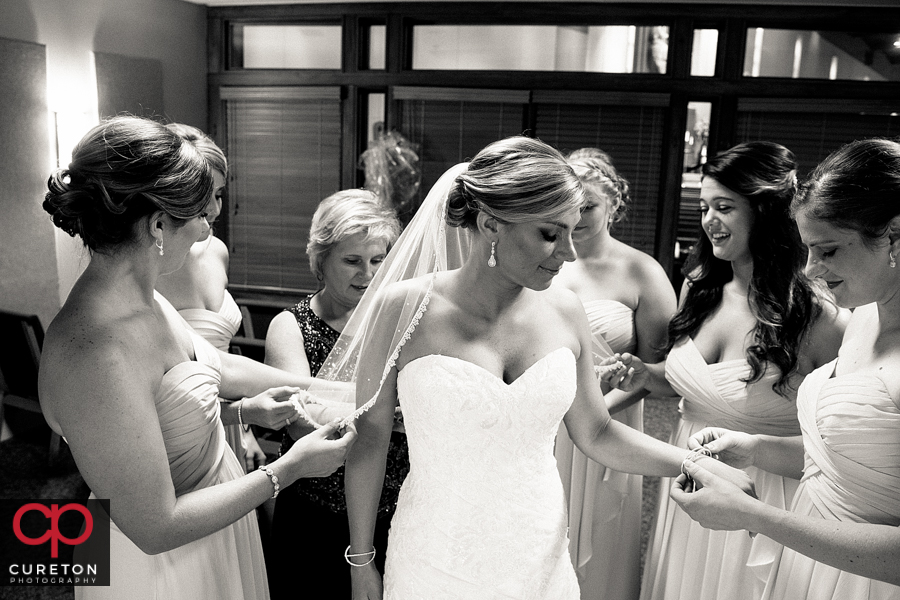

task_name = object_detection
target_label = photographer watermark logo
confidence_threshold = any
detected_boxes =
[2,499,110,587]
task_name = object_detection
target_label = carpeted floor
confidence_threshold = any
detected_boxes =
[0,398,681,600]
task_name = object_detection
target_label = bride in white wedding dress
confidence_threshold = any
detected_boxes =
[333,137,755,600]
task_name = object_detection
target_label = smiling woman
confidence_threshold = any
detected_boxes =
[672,137,900,599]
[615,141,849,600]
[262,189,403,599]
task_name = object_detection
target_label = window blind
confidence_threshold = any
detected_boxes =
[225,87,342,293]
[735,99,900,177]
[532,92,668,257]
[396,87,530,223]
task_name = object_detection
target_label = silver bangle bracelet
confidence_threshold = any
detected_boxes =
[344,545,376,567]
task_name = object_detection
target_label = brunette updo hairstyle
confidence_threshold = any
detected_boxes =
[43,116,213,253]
[566,147,631,228]
[446,136,585,229]
[667,141,816,396]
[793,138,900,247]
[166,123,228,177]
[307,189,401,280]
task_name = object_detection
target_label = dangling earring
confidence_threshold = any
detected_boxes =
[156,237,164,256]
[487,241,497,268]
[891,252,896,269]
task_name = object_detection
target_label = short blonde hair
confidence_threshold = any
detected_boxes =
[307,189,401,278]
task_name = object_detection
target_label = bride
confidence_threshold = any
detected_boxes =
[321,137,755,599]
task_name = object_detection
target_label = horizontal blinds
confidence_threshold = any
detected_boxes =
[533,102,666,256]
[226,92,342,293]
[398,93,528,221]
[735,105,900,177]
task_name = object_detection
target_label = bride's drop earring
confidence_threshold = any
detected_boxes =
[156,237,164,256]
[488,241,497,268]
[891,252,896,268]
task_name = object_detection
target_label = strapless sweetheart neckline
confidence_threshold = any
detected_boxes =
[401,346,574,387]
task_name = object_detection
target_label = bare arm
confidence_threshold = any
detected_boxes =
[606,258,677,413]
[40,333,352,555]
[265,311,313,377]
[346,360,397,600]
[689,427,806,479]
[673,460,900,586]
[561,296,754,492]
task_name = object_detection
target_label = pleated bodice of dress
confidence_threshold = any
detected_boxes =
[640,337,801,600]
[761,356,900,600]
[178,290,246,464]
[666,337,801,437]
[178,290,242,353]
[77,311,268,600]
[556,299,642,600]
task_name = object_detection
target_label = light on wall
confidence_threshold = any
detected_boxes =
[51,111,98,170]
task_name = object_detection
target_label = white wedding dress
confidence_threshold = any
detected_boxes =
[383,346,582,600]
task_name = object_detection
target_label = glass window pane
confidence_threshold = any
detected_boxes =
[691,29,718,77]
[366,93,385,143]
[368,25,386,70]
[411,25,668,73]
[242,25,342,69]
[743,28,900,81]
[674,101,711,287]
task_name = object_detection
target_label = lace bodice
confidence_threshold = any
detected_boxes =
[384,347,580,599]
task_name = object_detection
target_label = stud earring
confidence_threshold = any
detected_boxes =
[891,252,896,269]
[487,241,497,268]
[156,238,164,256]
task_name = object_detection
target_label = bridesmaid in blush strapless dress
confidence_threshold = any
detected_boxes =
[555,149,677,600]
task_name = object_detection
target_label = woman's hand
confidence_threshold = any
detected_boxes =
[689,427,759,470]
[281,420,357,479]
[350,562,383,600]
[670,459,759,532]
[691,455,757,499]
[242,430,267,472]
[597,353,648,392]
[241,386,305,430]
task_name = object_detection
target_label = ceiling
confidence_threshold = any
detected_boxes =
[181,0,900,6]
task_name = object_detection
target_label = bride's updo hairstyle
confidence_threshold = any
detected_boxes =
[43,116,213,254]
[446,136,584,229]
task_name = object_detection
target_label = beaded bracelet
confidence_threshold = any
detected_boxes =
[681,446,713,477]
[258,465,280,498]
[344,545,376,567]
[237,399,250,433]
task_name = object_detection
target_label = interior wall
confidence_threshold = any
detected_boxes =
[0,37,57,328]
[0,0,207,325]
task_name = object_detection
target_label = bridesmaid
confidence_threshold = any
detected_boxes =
[674,137,900,598]
[156,123,266,473]
[263,189,405,599]
[38,116,355,599]
[614,142,847,600]
[553,148,676,600]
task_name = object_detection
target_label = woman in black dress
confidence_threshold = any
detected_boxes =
[264,189,407,598]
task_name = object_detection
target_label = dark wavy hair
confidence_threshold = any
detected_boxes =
[43,116,213,253]
[666,141,819,396]
[792,138,900,247]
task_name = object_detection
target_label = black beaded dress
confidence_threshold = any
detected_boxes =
[268,295,409,599]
